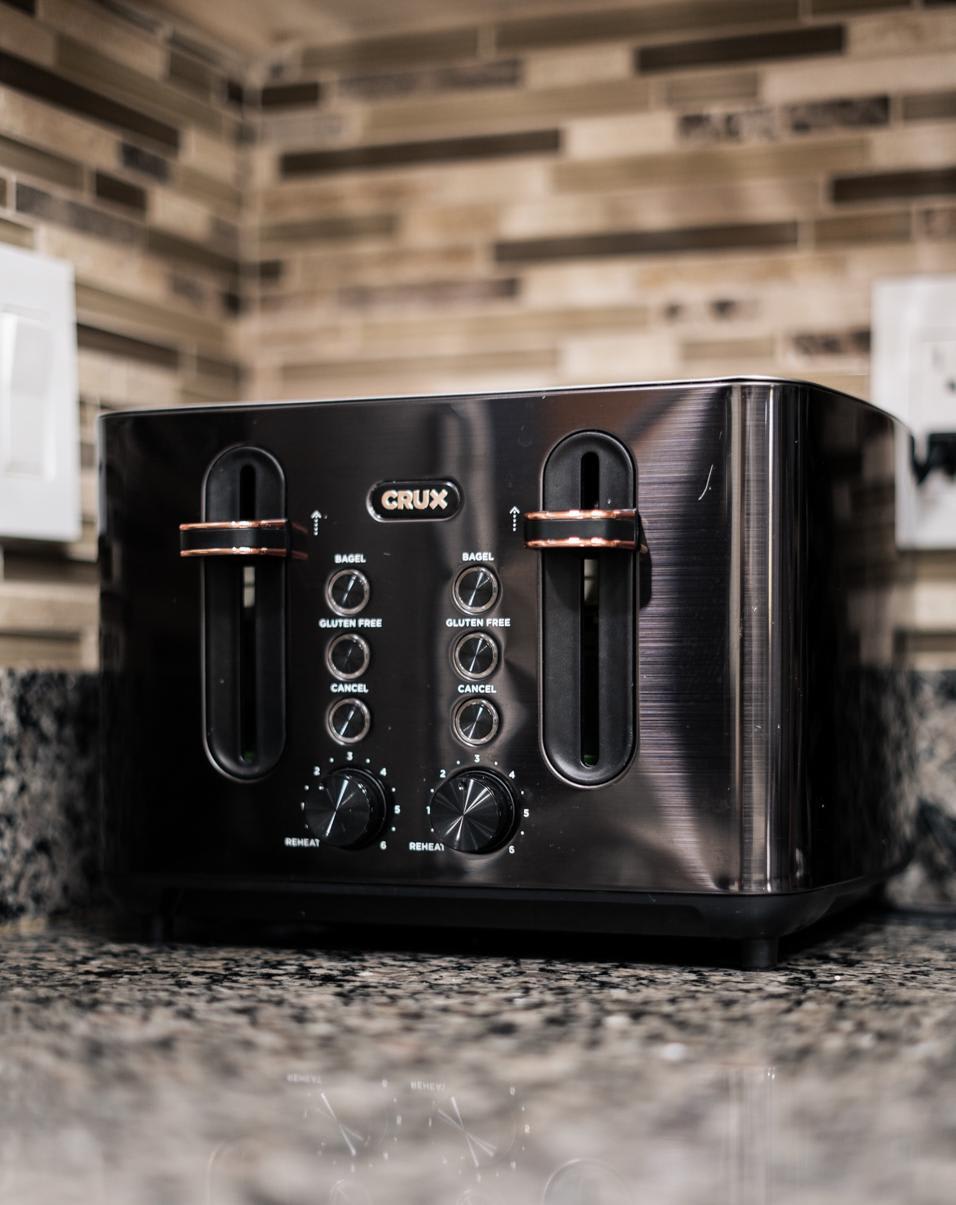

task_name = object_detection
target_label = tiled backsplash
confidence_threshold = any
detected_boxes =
[0,0,245,669]
[1,0,955,668]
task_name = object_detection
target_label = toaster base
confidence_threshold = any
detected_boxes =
[109,872,895,969]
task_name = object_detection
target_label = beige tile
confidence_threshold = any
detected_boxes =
[524,45,632,90]
[256,159,553,220]
[176,165,242,214]
[554,138,870,193]
[682,334,777,362]
[0,217,34,248]
[281,347,557,385]
[764,51,956,103]
[55,37,227,136]
[149,187,219,242]
[40,0,166,76]
[400,201,503,247]
[660,69,761,108]
[560,331,681,383]
[867,124,956,170]
[294,242,483,287]
[0,88,117,174]
[75,283,230,350]
[848,11,956,58]
[177,127,241,183]
[0,6,55,63]
[361,78,652,140]
[522,261,648,309]
[0,132,84,188]
[564,111,677,160]
[498,178,822,240]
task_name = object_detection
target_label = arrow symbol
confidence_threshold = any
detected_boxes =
[509,505,520,533]
[310,509,322,536]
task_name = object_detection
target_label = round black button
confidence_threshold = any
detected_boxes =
[452,697,500,746]
[326,633,370,680]
[326,569,370,616]
[326,698,371,745]
[453,566,499,614]
[452,632,499,680]
[305,769,386,849]
[429,771,515,854]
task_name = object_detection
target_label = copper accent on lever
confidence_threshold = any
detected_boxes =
[523,507,640,550]
[179,518,306,559]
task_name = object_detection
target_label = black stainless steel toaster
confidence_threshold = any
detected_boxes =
[98,378,916,967]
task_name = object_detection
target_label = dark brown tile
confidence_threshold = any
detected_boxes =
[93,170,147,214]
[0,177,5,206]
[832,167,956,203]
[302,28,480,71]
[903,91,956,122]
[339,59,521,103]
[242,259,283,283]
[16,182,140,244]
[0,133,84,188]
[338,278,520,310]
[119,141,169,181]
[260,80,322,109]
[636,25,844,73]
[209,217,239,254]
[786,95,889,134]
[221,289,243,316]
[810,0,908,12]
[0,50,179,150]
[1,0,35,14]
[678,108,776,143]
[495,221,798,264]
[813,209,911,244]
[169,273,207,307]
[261,213,398,243]
[167,30,223,67]
[496,1,798,52]
[281,129,561,177]
[168,50,214,99]
[791,328,870,356]
[920,207,956,238]
[225,78,245,109]
[145,228,239,276]
[76,323,179,369]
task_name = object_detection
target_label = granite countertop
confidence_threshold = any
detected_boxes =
[1,911,954,1205]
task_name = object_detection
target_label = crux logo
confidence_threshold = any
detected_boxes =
[368,479,462,522]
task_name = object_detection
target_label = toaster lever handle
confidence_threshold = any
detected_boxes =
[179,518,304,559]
[523,508,639,550]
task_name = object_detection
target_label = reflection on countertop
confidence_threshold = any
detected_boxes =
[0,912,953,1205]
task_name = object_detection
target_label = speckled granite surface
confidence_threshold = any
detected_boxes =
[0,671,99,921]
[0,912,953,1204]
[5,669,956,918]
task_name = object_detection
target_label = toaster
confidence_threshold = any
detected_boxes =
[98,378,916,967]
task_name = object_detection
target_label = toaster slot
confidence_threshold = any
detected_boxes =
[190,446,288,780]
[527,431,637,786]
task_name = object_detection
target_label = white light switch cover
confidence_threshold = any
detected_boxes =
[0,244,79,541]
[872,276,956,550]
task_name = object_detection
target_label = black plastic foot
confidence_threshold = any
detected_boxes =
[740,937,779,970]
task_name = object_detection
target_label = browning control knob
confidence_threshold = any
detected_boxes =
[429,771,515,854]
[305,769,387,849]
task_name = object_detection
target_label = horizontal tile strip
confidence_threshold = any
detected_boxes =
[281,129,562,178]
[0,49,180,149]
[76,323,179,370]
[0,131,83,187]
[636,25,845,73]
[302,28,480,71]
[260,80,321,109]
[494,221,799,264]
[832,167,956,202]
[496,0,798,52]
